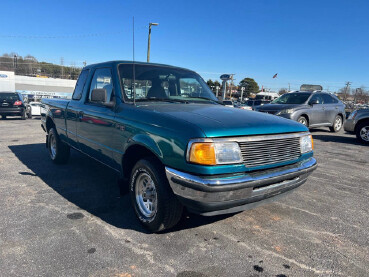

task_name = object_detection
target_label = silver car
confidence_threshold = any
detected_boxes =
[344,109,369,144]
[256,91,346,132]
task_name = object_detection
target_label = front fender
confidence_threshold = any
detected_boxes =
[125,133,164,160]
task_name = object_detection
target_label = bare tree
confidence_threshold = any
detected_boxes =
[278,88,288,95]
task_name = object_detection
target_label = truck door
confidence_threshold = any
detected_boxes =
[76,67,116,167]
[66,69,90,149]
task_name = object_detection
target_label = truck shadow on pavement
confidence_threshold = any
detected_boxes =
[310,130,361,145]
[9,143,231,233]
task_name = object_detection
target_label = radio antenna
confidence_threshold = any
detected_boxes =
[132,16,136,106]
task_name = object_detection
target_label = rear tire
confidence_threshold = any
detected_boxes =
[356,121,369,144]
[329,115,343,132]
[129,157,183,232]
[21,110,26,120]
[297,116,308,127]
[47,128,70,164]
[1,115,6,119]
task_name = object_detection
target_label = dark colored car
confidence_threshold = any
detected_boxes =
[0,92,31,120]
[241,100,271,110]
[256,91,346,132]
[344,109,369,144]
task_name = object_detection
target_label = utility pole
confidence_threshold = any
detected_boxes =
[241,87,245,101]
[60,57,64,79]
[288,83,290,92]
[13,55,18,69]
[147,23,159,63]
[344,81,351,101]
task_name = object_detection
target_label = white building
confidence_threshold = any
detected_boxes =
[0,70,76,99]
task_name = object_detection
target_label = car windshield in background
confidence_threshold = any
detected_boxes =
[223,100,233,105]
[118,64,219,103]
[0,93,19,101]
[272,93,311,104]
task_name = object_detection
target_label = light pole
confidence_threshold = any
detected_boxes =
[147,22,159,63]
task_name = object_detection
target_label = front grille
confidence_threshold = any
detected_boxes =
[238,136,301,167]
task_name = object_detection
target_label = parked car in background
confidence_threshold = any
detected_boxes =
[41,61,316,232]
[256,91,346,132]
[222,100,234,107]
[240,99,271,111]
[255,91,279,101]
[0,92,31,120]
[344,109,369,144]
[29,101,42,117]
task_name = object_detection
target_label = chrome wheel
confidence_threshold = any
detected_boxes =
[49,135,57,159]
[298,117,307,126]
[334,117,342,131]
[135,172,157,218]
[360,126,369,142]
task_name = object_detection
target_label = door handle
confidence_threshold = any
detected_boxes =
[78,111,84,121]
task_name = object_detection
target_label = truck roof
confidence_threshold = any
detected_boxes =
[83,60,196,74]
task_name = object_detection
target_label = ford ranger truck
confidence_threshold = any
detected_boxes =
[41,61,317,232]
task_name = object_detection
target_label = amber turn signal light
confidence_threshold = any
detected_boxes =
[188,142,216,165]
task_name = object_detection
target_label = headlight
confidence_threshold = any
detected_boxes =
[348,110,357,120]
[188,141,243,165]
[300,134,314,154]
[277,109,295,115]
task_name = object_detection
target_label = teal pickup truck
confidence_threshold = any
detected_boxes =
[41,61,317,232]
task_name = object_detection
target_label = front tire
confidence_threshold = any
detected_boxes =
[27,108,32,119]
[1,115,6,120]
[129,158,183,232]
[356,121,369,144]
[297,116,308,127]
[329,115,343,132]
[48,128,70,164]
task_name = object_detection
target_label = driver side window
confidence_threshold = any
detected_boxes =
[88,68,114,103]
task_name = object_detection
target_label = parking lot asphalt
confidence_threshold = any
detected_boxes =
[0,118,368,277]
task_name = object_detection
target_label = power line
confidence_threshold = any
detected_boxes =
[0,32,123,39]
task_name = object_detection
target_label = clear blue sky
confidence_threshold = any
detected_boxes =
[1,0,368,91]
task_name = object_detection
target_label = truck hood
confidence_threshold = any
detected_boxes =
[138,103,307,137]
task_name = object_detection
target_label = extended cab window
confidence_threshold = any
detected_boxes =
[88,68,114,103]
[72,69,89,100]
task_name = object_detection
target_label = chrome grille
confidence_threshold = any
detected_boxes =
[239,137,301,167]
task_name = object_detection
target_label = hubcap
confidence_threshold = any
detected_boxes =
[360,126,369,142]
[135,172,157,218]
[298,118,307,126]
[49,135,57,159]
[335,117,342,130]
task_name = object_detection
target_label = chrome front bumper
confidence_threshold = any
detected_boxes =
[165,157,317,215]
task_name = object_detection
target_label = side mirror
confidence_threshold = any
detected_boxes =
[309,99,319,105]
[91,88,107,103]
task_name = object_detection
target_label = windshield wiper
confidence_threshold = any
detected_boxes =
[186,96,221,104]
[135,98,189,104]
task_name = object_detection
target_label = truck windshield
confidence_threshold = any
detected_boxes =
[118,64,219,103]
[272,93,311,104]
